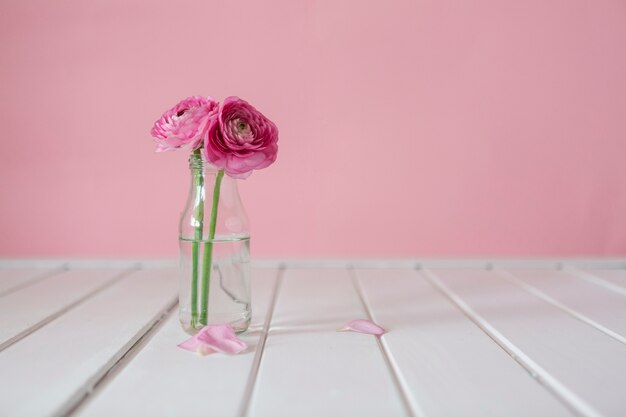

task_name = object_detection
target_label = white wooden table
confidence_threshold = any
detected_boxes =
[1,260,625,417]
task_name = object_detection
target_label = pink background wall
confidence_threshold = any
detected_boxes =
[1,0,626,259]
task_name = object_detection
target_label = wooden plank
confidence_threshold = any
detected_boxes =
[427,268,626,417]
[0,268,131,350]
[497,269,626,343]
[0,267,63,296]
[571,268,626,295]
[356,268,574,417]
[74,268,280,417]
[247,268,407,417]
[0,268,178,417]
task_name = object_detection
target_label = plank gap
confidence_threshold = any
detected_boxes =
[0,266,68,298]
[237,265,285,417]
[0,268,137,353]
[421,268,603,417]
[61,298,179,417]
[563,268,626,297]
[349,266,420,417]
[494,269,626,345]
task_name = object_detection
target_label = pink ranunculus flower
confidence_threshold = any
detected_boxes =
[203,96,279,179]
[150,96,218,152]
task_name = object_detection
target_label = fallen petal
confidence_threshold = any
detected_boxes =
[339,319,386,337]
[178,324,247,355]
[196,324,248,354]
[177,336,214,356]
[177,337,200,352]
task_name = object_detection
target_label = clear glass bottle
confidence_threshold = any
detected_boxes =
[179,150,251,334]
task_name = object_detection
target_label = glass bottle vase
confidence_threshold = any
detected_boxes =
[179,151,251,334]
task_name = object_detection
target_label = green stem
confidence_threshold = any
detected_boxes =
[200,169,224,325]
[190,149,204,328]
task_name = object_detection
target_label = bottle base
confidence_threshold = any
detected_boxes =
[181,316,251,336]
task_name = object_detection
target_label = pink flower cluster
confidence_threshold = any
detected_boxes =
[150,96,278,178]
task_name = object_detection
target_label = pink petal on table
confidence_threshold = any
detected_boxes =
[178,337,200,352]
[178,324,247,356]
[177,335,214,356]
[196,324,248,354]
[339,319,386,337]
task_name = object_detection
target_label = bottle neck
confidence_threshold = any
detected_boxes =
[188,150,220,175]
[181,150,249,240]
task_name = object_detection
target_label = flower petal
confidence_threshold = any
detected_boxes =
[196,324,248,354]
[178,324,247,356]
[339,319,386,337]
[177,336,214,356]
[150,96,218,152]
[203,97,278,178]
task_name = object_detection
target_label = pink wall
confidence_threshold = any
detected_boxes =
[1,0,626,259]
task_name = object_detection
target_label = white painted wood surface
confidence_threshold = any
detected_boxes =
[0,268,132,350]
[427,268,626,417]
[76,268,279,417]
[497,269,626,343]
[248,269,406,417]
[0,261,625,417]
[356,268,573,417]
[0,267,63,296]
[574,268,626,294]
[0,268,177,417]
